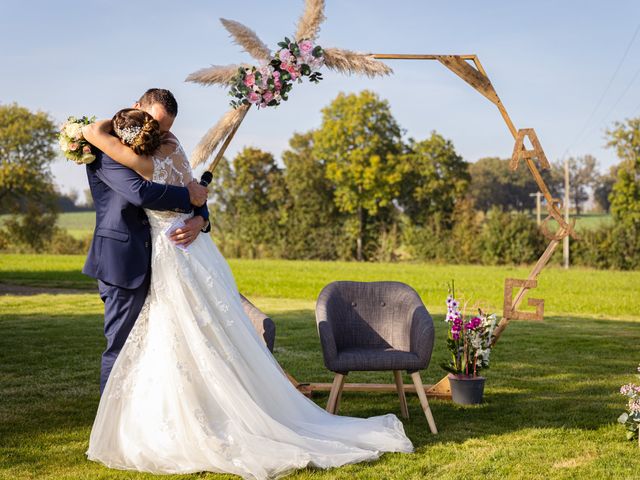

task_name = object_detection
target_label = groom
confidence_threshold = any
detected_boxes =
[83,88,210,394]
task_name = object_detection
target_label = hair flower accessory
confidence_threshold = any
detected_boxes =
[113,125,143,145]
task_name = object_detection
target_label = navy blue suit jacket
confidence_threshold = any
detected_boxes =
[82,150,210,289]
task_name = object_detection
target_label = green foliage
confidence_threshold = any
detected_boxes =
[281,132,341,260]
[480,207,546,265]
[606,117,640,225]
[448,198,482,263]
[47,228,91,255]
[0,103,58,213]
[313,90,404,260]
[469,157,559,212]
[0,103,60,252]
[208,148,287,259]
[1,205,57,253]
[610,163,640,225]
[404,204,544,266]
[571,222,640,270]
[399,132,470,227]
[593,165,618,213]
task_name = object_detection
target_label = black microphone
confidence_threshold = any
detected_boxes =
[199,171,213,187]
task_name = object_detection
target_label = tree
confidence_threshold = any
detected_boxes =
[0,103,59,251]
[593,164,618,213]
[230,147,287,258]
[480,207,546,265]
[281,132,340,259]
[552,155,598,215]
[207,156,239,257]
[0,103,58,211]
[606,117,640,224]
[399,132,469,227]
[469,157,560,213]
[313,91,404,260]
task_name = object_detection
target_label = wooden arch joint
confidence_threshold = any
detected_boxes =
[510,128,550,171]
[540,198,579,241]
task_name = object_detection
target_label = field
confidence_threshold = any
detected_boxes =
[55,212,95,238]
[1,254,639,479]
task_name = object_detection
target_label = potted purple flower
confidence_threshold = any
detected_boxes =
[441,283,498,405]
[618,364,640,447]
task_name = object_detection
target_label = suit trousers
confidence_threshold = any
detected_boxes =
[97,274,151,395]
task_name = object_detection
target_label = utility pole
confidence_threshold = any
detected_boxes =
[563,158,570,269]
[529,192,543,225]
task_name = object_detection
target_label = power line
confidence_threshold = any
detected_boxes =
[560,22,640,159]
[597,62,640,127]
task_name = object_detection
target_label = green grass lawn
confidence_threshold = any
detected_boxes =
[1,254,638,319]
[1,255,639,479]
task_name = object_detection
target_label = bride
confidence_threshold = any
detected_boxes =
[82,108,414,479]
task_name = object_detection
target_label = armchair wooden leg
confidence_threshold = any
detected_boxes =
[410,372,438,434]
[393,370,409,419]
[334,380,345,414]
[326,373,346,414]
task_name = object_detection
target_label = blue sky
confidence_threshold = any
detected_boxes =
[2,0,640,196]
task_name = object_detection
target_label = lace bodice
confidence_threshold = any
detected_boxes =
[146,135,194,232]
[152,135,193,187]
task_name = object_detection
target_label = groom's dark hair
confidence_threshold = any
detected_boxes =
[138,88,178,117]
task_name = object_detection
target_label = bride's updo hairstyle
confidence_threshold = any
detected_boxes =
[112,108,161,155]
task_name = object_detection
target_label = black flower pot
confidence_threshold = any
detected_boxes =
[448,374,485,405]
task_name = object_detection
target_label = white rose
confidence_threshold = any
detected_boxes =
[65,122,82,139]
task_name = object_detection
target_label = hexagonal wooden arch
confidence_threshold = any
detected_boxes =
[200,53,579,400]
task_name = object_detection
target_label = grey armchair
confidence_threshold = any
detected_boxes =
[239,293,276,353]
[315,281,437,433]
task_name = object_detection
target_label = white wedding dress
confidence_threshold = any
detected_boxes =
[86,139,414,479]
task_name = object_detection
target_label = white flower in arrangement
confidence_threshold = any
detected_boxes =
[618,364,640,443]
[58,135,69,152]
[442,285,499,377]
[64,122,82,140]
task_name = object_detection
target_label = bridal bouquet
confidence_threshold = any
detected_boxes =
[619,364,640,445]
[441,285,498,377]
[229,37,324,109]
[58,115,96,164]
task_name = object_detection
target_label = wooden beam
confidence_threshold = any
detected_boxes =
[436,55,500,106]
[304,382,452,399]
[372,53,477,60]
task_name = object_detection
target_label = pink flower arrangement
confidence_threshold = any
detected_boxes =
[442,281,498,377]
[229,37,324,109]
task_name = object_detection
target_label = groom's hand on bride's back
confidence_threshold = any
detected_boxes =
[187,180,208,207]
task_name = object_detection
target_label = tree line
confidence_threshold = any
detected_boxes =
[1,95,638,268]
[206,91,638,268]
